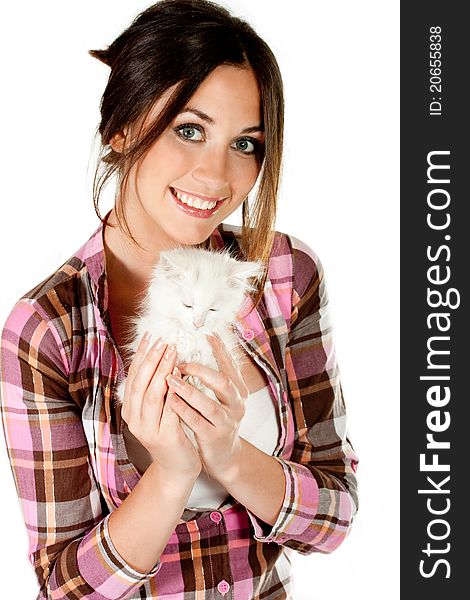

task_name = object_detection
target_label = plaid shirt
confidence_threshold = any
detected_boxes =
[0,218,358,599]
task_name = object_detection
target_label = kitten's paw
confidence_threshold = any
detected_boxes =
[184,374,204,391]
[181,421,200,451]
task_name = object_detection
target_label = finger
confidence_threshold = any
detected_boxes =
[127,338,166,422]
[166,372,223,429]
[207,334,248,396]
[176,359,245,408]
[122,331,152,422]
[141,347,177,428]
[162,392,202,453]
[149,344,178,412]
[167,391,214,438]
[160,389,183,433]
[126,331,152,381]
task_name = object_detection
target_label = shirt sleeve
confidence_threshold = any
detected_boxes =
[0,299,162,599]
[246,236,359,554]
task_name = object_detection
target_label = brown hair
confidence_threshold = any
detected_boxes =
[89,0,284,308]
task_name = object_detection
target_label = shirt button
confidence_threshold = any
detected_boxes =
[217,580,230,595]
[242,329,254,341]
[210,511,222,523]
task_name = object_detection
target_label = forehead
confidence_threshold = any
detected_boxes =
[146,64,261,129]
[191,65,261,119]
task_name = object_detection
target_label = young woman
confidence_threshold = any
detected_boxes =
[0,1,358,598]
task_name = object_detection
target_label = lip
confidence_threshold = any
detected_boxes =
[169,187,225,219]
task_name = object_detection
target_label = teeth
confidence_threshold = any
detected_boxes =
[173,189,217,210]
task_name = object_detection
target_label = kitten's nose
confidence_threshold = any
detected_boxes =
[193,320,204,329]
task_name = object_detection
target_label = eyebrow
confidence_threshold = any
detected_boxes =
[178,106,264,134]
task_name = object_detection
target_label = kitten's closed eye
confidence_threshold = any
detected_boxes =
[181,302,217,312]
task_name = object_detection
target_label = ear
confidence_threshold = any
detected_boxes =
[158,252,185,282]
[158,253,176,270]
[109,127,129,153]
[229,260,265,290]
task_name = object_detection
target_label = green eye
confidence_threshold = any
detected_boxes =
[232,138,260,155]
[174,124,204,141]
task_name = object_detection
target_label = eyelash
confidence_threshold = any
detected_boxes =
[183,303,217,312]
[173,123,262,156]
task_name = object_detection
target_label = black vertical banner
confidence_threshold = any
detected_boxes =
[401,2,468,597]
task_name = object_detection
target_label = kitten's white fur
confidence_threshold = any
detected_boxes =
[114,246,265,450]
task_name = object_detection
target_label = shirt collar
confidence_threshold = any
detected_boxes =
[77,214,281,383]
[79,211,228,313]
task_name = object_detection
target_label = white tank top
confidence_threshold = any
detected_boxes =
[122,384,281,510]
[185,383,281,510]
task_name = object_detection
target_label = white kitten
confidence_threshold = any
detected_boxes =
[114,246,265,450]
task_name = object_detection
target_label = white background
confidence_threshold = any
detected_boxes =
[0,1,399,598]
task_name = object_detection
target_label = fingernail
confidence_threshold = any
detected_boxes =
[151,337,163,351]
[143,330,151,343]
[172,366,179,376]
[166,374,183,388]
[165,344,176,360]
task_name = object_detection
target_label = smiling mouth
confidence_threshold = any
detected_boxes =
[170,187,224,209]
[169,187,226,218]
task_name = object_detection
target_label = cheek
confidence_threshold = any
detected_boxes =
[139,137,192,183]
[207,311,216,324]
[217,301,235,321]
[174,306,191,324]
[232,160,261,195]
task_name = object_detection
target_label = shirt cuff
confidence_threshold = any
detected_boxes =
[77,513,162,597]
[245,456,319,545]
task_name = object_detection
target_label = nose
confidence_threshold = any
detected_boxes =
[192,145,229,192]
[192,309,208,329]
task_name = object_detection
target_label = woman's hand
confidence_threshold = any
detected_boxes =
[121,332,202,481]
[165,334,249,480]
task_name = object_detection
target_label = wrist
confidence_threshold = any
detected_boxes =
[210,437,244,486]
[145,461,200,496]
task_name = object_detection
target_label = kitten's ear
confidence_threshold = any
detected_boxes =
[157,252,184,282]
[229,260,266,291]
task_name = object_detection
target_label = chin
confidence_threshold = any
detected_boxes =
[167,226,213,248]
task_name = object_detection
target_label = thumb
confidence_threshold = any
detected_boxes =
[160,390,182,430]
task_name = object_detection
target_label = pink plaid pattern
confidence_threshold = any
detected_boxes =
[0,218,358,599]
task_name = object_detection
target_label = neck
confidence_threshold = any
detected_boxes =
[103,209,158,292]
